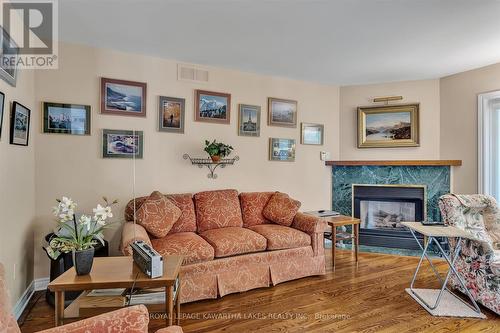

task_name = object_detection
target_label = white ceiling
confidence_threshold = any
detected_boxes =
[59,0,500,85]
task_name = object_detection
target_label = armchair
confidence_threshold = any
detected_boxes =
[439,194,500,315]
[0,263,183,333]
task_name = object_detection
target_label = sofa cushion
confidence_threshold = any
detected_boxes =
[249,224,311,250]
[262,192,301,227]
[125,193,196,234]
[240,192,274,227]
[136,191,181,238]
[199,227,267,258]
[166,193,197,233]
[151,232,214,265]
[194,189,244,232]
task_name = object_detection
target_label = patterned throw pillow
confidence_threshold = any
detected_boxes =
[136,191,182,238]
[262,192,301,227]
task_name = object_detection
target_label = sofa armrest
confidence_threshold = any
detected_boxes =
[155,326,184,333]
[39,305,149,333]
[121,222,153,256]
[292,212,327,234]
[292,212,326,256]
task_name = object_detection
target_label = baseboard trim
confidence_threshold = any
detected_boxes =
[13,277,49,320]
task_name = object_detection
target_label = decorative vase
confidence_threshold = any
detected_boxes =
[72,247,95,275]
[211,155,221,163]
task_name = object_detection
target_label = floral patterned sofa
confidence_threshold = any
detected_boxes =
[439,194,500,315]
[0,263,182,333]
[121,189,326,304]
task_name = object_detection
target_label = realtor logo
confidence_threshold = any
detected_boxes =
[1,0,58,69]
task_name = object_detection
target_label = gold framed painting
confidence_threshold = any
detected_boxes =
[357,103,419,148]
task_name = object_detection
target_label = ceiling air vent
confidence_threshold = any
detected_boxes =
[177,64,209,83]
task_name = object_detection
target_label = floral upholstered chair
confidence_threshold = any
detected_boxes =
[0,263,183,333]
[439,194,500,315]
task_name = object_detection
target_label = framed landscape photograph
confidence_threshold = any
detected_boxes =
[43,102,91,135]
[102,129,143,159]
[195,90,231,124]
[301,123,324,145]
[268,97,297,127]
[159,96,185,133]
[238,104,260,137]
[101,78,147,117]
[269,138,296,162]
[0,27,18,87]
[10,101,30,146]
[0,92,5,140]
[357,103,419,148]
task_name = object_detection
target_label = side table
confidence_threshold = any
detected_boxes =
[401,222,485,318]
[324,215,360,269]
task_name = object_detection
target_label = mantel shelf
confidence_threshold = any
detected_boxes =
[325,160,462,167]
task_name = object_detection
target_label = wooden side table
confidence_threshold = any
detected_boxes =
[324,215,361,269]
[48,256,183,327]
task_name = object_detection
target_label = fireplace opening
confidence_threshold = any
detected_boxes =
[353,185,425,250]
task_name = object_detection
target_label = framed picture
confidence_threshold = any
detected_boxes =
[10,102,30,146]
[100,78,147,117]
[158,96,185,133]
[195,90,231,124]
[269,138,296,162]
[301,123,324,145]
[43,102,91,135]
[0,27,18,87]
[0,91,5,139]
[268,97,297,128]
[238,104,260,137]
[102,129,143,159]
[357,103,420,148]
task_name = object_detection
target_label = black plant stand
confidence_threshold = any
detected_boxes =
[44,233,109,307]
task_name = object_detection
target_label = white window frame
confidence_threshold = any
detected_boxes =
[478,90,500,195]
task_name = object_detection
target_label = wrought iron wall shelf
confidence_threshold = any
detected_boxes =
[183,154,239,179]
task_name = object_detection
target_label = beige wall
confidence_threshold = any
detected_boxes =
[440,62,500,193]
[339,79,441,160]
[33,43,340,279]
[0,65,36,306]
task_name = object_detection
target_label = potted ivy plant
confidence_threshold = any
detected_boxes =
[204,140,234,163]
[44,197,117,275]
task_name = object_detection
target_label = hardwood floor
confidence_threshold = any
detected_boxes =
[19,250,499,332]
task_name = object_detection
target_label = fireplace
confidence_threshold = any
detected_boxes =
[353,184,426,249]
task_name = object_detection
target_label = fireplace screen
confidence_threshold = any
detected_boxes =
[359,200,416,230]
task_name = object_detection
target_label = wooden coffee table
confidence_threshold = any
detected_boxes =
[48,256,183,327]
[324,215,361,269]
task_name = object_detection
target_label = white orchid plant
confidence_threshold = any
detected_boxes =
[44,196,117,260]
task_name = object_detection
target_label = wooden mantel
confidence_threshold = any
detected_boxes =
[325,160,462,166]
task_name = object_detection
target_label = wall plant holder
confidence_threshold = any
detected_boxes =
[183,154,239,179]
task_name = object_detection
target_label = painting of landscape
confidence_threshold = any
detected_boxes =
[106,82,142,112]
[358,104,419,148]
[365,112,411,141]
[195,90,231,124]
[101,78,146,117]
[268,98,297,127]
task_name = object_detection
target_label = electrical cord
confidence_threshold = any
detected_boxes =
[126,271,140,307]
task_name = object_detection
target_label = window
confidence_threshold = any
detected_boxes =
[478,91,500,199]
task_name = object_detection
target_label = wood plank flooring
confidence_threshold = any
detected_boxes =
[19,250,499,332]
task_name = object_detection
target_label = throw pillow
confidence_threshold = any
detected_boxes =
[262,192,301,226]
[136,191,181,238]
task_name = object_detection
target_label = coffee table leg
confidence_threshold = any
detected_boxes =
[176,279,181,325]
[167,284,174,326]
[55,290,64,326]
[332,225,336,270]
[354,223,359,263]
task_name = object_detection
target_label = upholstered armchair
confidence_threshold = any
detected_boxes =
[438,194,500,315]
[0,263,183,333]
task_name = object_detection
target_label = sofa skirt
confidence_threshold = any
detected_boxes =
[179,246,325,303]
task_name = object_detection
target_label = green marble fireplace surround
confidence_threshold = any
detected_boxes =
[332,165,451,221]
